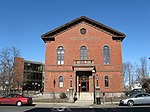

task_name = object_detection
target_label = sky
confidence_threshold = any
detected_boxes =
[0,0,150,66]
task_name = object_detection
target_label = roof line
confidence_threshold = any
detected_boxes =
[41,16,126,42]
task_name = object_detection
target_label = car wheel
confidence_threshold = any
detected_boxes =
[16,101,22,106]
[128,100,134,106]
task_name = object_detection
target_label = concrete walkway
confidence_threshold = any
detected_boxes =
[34,101,119,108]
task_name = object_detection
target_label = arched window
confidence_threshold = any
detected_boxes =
[57,46,64,65]
[103,45,110,64]
[59,76,64,88]
[104,76,109,87]
[80,46,87,60]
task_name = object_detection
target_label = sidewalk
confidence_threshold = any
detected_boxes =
[34,101,119,108]
[32,97,120,108]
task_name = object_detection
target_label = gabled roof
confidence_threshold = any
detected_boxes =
[41,16,126,42]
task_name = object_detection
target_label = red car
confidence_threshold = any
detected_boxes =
[0,94,32,106]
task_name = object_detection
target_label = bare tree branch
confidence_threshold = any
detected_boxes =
[123,62,136,90]
[0,46,21,94]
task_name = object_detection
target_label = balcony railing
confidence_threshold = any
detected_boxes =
[73,60,94,67]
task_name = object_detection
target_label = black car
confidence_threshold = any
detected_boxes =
[125,89,142,97]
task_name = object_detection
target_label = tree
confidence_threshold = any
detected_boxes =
[123,62,135,90]
[0,47,20,94]
[123,57,149,92]
[135,57,148,85]
[142,78,150,93]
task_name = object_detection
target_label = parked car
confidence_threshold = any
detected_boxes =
[125,89,142,97]
[0,94,32,106]
[120,92,150,106]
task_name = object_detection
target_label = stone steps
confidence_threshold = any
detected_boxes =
[77,92,94,101]
[75,100,94,106]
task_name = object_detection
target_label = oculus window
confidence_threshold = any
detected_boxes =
[80,28,87,35]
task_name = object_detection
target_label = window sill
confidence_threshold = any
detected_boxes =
[104,64,111,66]
[104,86,110,88]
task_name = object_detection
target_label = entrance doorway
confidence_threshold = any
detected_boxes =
[75,71,94,101]
[79,75,89,92]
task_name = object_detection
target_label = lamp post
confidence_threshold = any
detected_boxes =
[68,75,74,103]
[95,74,101,105]
[70,75,72,87]
[96,75,99,86]
[92,70,96,104]
[5,81,9,95]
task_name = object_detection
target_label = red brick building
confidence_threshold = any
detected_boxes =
[14,57,44,92]
[41,16,126,100]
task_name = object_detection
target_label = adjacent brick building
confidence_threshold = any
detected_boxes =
[13,57,44,92]
[41,16,126,100]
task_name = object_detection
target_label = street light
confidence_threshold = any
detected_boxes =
[68,75,74,103]
[92,70,96,104]
[70,75,72,87]
[5,81,9,95]
[96,75,99,86]
[5,81,9,85]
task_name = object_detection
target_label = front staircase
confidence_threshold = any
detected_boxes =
[75,92,94,104]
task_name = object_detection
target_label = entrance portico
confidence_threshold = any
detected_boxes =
[73,60,96,101]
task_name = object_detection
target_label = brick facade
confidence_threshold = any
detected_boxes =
[14,57,24,89]
[42,16,126,98]
[13,57,44,92]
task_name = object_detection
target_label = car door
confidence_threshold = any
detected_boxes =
[8,94,16,104]
[9,94,18,104]
[1,94,12,104]
[1,94,18,105]
[133,93,145,104]
[143,93,150,104]
[0,97,8,104]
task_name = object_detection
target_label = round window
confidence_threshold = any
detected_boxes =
[80,28,87,35]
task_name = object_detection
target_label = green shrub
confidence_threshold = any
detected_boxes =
[59,92,67,99]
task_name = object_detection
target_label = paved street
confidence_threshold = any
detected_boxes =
[0,105,34,112]
[25,107,150,112]
[1,103,150,112]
